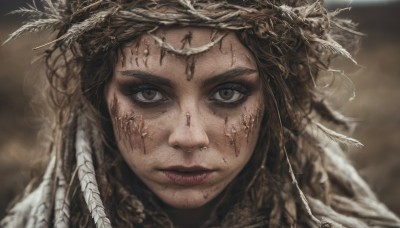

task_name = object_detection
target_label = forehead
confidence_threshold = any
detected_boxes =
[116,27,257,81]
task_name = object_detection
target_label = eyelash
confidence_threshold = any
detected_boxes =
[209,83,250,107]
[121,83,250,108]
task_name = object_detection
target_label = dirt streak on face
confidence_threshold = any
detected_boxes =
[143,41,150,67]
[110,94,148,154]
[180,31,193,49]
[134,37,141,67]
[224,104,263,157]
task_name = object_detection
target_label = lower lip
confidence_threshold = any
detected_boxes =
[162,170,212,186]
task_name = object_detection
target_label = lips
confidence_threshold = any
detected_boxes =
[160,166,214,186]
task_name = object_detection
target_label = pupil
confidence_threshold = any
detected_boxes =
[219,89,234,100]
[142,90,156,100]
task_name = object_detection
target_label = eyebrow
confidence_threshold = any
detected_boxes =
[202,68,257,87]
[119,67,257,87]
[119,70,173,87]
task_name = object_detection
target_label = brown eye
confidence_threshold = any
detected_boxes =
[134,89,165,103]
[142,90,157,100]
[218,89,234,100]
[212,88,244,103]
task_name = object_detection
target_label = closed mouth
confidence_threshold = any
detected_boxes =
[160,166,214,186]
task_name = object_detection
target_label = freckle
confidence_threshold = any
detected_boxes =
[186,112,191,127]
[222,157,227,164]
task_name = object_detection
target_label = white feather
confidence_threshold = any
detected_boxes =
[76,116,112,228]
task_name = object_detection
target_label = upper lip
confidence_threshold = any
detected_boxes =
[160,165,213,172]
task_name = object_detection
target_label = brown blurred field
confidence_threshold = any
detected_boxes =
[1,2,399,219]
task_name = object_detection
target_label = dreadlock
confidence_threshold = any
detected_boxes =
[2,0,400,227]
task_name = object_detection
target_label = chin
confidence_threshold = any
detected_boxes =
[157,188,219,209]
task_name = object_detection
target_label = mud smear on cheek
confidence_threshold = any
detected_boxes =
[223,116,240,157]
[223,107,263,157]
[110,95,149,154]
[241,107,262,144]
[224,125,240,157]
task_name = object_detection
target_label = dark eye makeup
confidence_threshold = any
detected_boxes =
[118,80,253,109]
[119,83,170,107]
[208,83,250,107]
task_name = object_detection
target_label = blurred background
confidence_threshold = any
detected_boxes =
[0,0,399,219]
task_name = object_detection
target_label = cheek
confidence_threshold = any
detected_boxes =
[108,94,149,155]
[222,103,264,159]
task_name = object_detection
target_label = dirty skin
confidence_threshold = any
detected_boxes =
[143,41,150,67]
[224,106,263,157]
[110,94,149,154]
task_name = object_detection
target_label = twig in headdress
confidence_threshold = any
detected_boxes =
[33,9,114,50]
[178,0,212,21]
[283,146,321,225]
[149,32,227,57]
[2,18,61,46]
[312,36,357,64]
[310,121,363,147]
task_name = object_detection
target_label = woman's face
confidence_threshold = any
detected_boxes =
[105,27,264,209]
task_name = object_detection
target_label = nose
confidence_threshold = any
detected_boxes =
[168,110,209,152]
